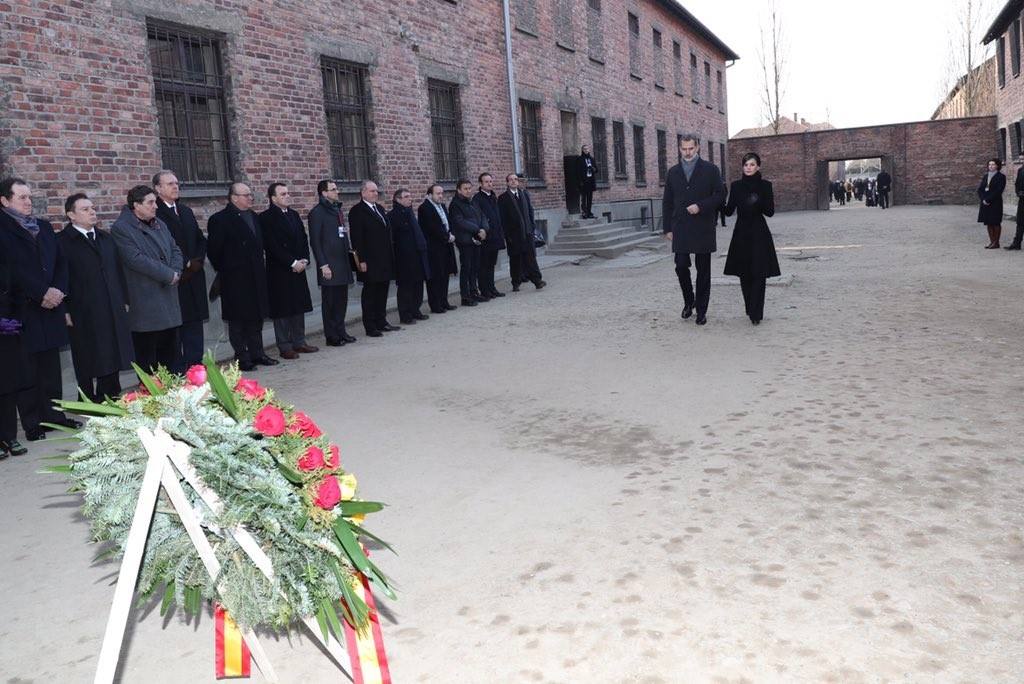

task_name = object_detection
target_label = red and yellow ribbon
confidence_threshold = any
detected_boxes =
[215,603,251,679]
[342,572,392,684]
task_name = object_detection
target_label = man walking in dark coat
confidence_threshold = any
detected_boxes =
[207,182,278,371]
[61,193,133,401]
[662,133,726,325]
[153,170,208,372]
[0,177,80,441]
[259,182,316,360]
[449,179,488,306]
[349,180,398,337]
[1007,154,1024,250]
[388,188,431,324]
[308,179,356,345]
[473,173,506,298]
[876,170,892,209]
[498,173,546,291]
[418,184,458,314]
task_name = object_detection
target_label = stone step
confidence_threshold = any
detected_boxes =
[546,231,663,256]
[546,233,665,258]
[560,216,607,228]
[553,225,653,243]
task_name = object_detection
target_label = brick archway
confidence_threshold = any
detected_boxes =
[728,116,997,212]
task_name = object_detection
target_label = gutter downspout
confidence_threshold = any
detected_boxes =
[502,0,523,174]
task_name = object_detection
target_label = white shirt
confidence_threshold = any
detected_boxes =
[73,224,96,240]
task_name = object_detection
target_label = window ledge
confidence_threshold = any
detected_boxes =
[635,181,648,188]
[654,83,665,91]
[596,181,610,189]
[180,184,230,199]
[556,41,576,53]
[525,178,547,189]
[589,56,605,66]
[692,98,700,104]
[630,72,642,81]
[614,173,628,180]
[515,26,539,38]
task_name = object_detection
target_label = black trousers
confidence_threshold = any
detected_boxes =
[878,190,890,209]
[360,281,390,333]
[426,271,451,312]
[321,285,350,341]
[509,247,543,286]
[227,319,266,363]
[132,327,179,375]
[16,348,65,432]
[457,244,480,298]
[77,372,122,403]
[397,280,425,319]
[479,247,501,294]
[675,252,711,316]
[581,190,594,217]
[1,392,17,442]
[739,276,767,322]
[174,319,205,373]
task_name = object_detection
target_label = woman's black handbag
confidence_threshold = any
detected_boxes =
[533,231,546,248]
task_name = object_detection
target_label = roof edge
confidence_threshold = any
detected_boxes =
[983,0,1024,44]
[656,0,740,61]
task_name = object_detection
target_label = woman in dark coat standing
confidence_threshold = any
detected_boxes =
[978,158,1006,249]
[0,230,29,458]
[723,152,781,325]
[577,144,598,219]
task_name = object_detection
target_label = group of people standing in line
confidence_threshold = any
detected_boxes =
[830,172,892,209]
[976,156,1024,251]
[0,171,547,459]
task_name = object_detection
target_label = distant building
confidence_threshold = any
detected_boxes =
[931,57,996,121]
[732,114,835,139]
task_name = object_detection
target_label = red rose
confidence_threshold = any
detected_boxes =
[297,446,325,472]
[185,364,207,386]
[234,378,267,400]
[314,475,342,510]
[122,390,145,403]
[326,444,341,469]
[253,405,286,436]
[288,411,322,439]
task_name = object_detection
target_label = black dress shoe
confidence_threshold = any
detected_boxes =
[254,355,280,366]
[3,439,27,456]
[25,427,47,442]
[461,298,478,306]
[682,304,693,319]
[381,324,402,332]
[365,329,383,337]
[490,290,506,297]
[399,317,417,325]
[238,360,257,371]
[413,312,429,320]
[1005,243,1022,250]
[695,314,707,325]
[751,318,761,325]
[341,333,357,343]
[533,280,546,289]
[430,308,447,314]
[511,284,520,292]
[473,293,490,302]
[445,303,458,310]
[325,338,345,347]
[57,417,83,429]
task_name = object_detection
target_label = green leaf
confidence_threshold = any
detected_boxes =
[276,459,303,484]
[332,560,368,629]
[344,520,396,555]
[160,582,175,616]
[77,388,93,403]
[338,501,385,516]
[203,354,239,421]
[322,598,344,641]
[132,363,165,396]
[332,519,372,574]
[314,605,330,643]
[40,421,80,434]
[364,557,396,600]
[40,464,72,474]
[57,400,127,417]
[296,514,308,531]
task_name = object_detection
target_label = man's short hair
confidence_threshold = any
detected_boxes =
[392,188,410,202]
[426,183,442,196]
[267,182,287,200]
[317,179,336,195]
[505,173,518,183]
[151,170,176,187]
[478,172,492,184]
[127,185,155,210]
[64,192,90,216]
[227,182,250,200]
[456,179,472,190]
[679,132,699,145]
[0,177,27,201]
[359,179,376,193]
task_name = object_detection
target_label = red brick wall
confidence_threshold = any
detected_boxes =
[0,0,732,230]
[727,117,998,212]
[991,9,1024,187]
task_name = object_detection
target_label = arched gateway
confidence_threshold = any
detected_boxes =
[728,116,998,211]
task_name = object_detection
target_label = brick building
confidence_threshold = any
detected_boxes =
[0,0,736,239]
[983,0,1024,194]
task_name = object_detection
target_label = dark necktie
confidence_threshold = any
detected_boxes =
[88,231,96,241]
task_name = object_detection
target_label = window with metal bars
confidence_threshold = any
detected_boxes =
[147,21,233,185]
[673,41,683,95]
[716,70,724,113]
[719,142,726,177]
[652,29,664,89]
[633,125,646,186]
[428,79,465,182]
[555,0,574,49]
[998,37,1006,87]
[590,117,609,184]
[321,58,374,184]
[1013,20,1021,77]
[628,13,641,77]
[519,100,544,181]
[704,61,712,105]
[587,0,604,63]
[657,130,668,185]
[690,52,699,102]
[612,121,627,179]
[1013,121,1022,158]
[707,140,714,164]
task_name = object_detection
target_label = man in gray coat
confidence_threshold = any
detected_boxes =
[662,133,725,326]
[111,185,183,373]
[308,179,356,346]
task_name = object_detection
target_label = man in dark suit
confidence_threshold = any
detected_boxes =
[498,173,545,291]
[417,184,458,314]
[153,170,208,372]
[0,177,80,440]
[308,179,356,345]
[388,188,431,324]
[473,172,506,298]
[207,182,278,371]
[349,180,398,337]
[259,182,316,360]
[662,133,725,326]
[449,179,488,306]
[875,170,892,209]
[1008,154,1024,250]
[60,193,133,401]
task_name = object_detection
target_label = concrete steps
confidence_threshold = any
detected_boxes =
[546,217,663,258]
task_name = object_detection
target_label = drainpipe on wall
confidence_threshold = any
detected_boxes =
[502,0,523,175]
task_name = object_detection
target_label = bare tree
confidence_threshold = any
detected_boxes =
[757,1,787,134]
[940,0,995,118]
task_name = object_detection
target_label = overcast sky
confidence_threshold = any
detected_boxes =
[679,0,999,136]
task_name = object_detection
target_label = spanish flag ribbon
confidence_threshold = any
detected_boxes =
[342,571,392,684]
[215,603,252,679]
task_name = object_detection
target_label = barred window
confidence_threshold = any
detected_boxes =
[587,0,604,63]
[590,117,608,184]
[321,58,374,183]
[516,0,539,35]
[652,29,664,89]
[1013,20,1021,77]
[657,130,667,184]
[717,69,724,113]
[612,121,627,179]
[998,37,1006,87]
[147,21,232,185]
[555,0,574,49]
[428,79,465,182]
[707,140,714,164]
[628,13,641,77]
[719,142,726,177]
[1013,121,1022,158]
[704,61,712,105]
[673,41,683,95]
[690,52,699,102]
[519,100,544,180]
[633,125,646,185]
[999,127,1007,160]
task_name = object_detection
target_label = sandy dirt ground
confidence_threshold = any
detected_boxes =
[1,204,1022,683]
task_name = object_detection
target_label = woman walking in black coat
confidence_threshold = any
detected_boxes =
[978,158,1006,249]
[723,153,781,325]
[578,145,598,219]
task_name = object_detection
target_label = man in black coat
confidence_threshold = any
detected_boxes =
[61,193,133,401]
[0,177,80,440]
[418,184,458,314]
[473,173,506,298]
[207,182,277,371]
[875,170,892,209]
[662,134,725,325]
[498,173,545,291]
[153,171,208,372]
[449,179,488,306]
[349,180,398,337]
[308,179,356,345]
[388,188,431,324]
[1008,155,1024,250]
[259,183,316,360]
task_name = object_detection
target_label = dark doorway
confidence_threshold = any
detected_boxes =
[560,111,580,214]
